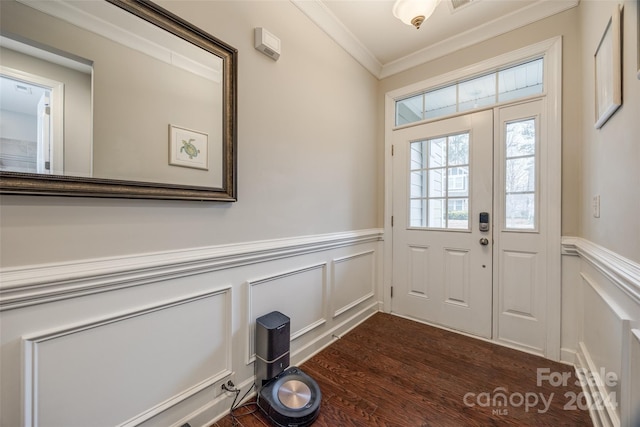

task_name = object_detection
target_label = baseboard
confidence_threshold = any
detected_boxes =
[561,347,577,365]
[172,376,257,427]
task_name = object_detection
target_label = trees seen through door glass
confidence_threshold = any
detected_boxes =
[505,118,536,229]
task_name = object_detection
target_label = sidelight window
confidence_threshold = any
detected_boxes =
[504,118,537,229]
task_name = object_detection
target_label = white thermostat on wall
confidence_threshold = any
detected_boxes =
[254,27,281,61]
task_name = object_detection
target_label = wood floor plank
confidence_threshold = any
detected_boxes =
[214,313,593,426]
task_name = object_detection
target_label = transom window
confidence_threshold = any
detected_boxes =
[396,58,543,126]
[410,133,470,230]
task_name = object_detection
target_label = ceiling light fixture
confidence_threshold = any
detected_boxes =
[392,0,440,29]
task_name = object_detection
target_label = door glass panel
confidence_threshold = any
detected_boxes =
[424,85,457,119]
[410,199,426,227]
[409,132,470,230]
[428,169,446,197]
[428,138,446,168]
[506,157,535,192]
[448,134,469,165]
[410,171,426,198]
[506,119,536,156]
[428,199,445,228]
[447,198,469,229]
[506,193,535,229]
[396,94,423,125]
[505,118,536,230]
[459,74,496,112]
[447,166,468,197]
[498,59,543,103]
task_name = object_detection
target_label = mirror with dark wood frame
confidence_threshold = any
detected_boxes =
[0,0,237,201]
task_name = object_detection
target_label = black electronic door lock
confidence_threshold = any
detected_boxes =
[479,212,490,232]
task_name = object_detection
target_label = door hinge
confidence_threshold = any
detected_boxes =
[391,216,394,227]
[391,286,394,298]
[391,145,394,156]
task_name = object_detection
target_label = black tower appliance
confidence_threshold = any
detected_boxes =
[255,311,321,427]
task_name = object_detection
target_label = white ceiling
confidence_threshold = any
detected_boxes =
[292,0,578,79]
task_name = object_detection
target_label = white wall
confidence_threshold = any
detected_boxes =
[0,0,379,266]
[561,1,640,426]
[578,0,640,265]
[0,1,380,426]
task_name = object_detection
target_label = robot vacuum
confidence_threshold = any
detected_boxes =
[257,366,321,427]
[255,311,321,427]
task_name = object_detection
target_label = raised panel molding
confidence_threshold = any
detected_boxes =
[575,276,628,427]
[408,245,429,297]
[443,248,469,307]
[0,229,383,311]
[332,250,375,317]
[501,250,537,318]
[563,237,640,427]
[247,263,327,364]
[22,288,233,427]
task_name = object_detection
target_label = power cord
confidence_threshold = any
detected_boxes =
[224,381,257,426]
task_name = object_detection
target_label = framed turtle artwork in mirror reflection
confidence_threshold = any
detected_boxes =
[169,125,208,171]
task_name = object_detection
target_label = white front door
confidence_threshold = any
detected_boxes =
[391,110,494,338]
[391,100,554,355]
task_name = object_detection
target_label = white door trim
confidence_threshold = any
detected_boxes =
[383,37,562,360]
[0,66,65,174]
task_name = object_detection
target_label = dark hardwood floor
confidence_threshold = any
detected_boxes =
[213,313,593,426]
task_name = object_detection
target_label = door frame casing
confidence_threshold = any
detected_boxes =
[383,37,562,360]
[0,66,65,174]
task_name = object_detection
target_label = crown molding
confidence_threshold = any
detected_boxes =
[290,0,383,77]
[292,0,579,79]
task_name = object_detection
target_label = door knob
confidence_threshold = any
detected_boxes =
[479,237,489,246]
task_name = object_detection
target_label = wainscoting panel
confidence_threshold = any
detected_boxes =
[247,263,327,364]
[22,288,232,427]
[0,229,383,427]
[576,276,626,427]
[563,237,640,427]
[332,250,375,318]
[580,273,626,409]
